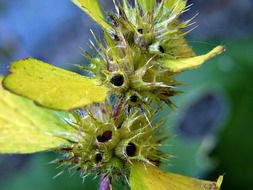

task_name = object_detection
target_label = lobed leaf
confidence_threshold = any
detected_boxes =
[0,76,71,154]
[130,162,223,190]
[160,45,225,72]
[3,58,108,110]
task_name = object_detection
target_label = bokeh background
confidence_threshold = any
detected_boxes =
[0,0,253,189]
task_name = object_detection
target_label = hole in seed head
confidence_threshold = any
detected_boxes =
[130,95,138,103]
[95,153,103,163]
[97,130,113,143]
[110,74,125,87]
[125,142,137,157]
[113,34,120,41]
[137,28,143,34]
[159,45,165,53]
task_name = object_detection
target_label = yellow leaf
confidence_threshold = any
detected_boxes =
[130,162,223,190]
[72,0,113,31]
[160,45,225,72]
[3,58,108,110]
[167,36,196,58]
[0,76,71,154]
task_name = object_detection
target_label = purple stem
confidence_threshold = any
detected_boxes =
[113,103,122,119]
[99,175,112,190]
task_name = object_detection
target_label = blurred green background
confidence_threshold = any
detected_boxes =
[0,0,253,190]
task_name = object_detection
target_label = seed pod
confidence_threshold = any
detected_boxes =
[115,139,139,160]
[96,124,120,150]
[108,72,129,93]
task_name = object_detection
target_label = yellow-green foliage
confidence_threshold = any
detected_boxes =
[130,162,223,190]
[1,0,224,189]
[3,58,108,110]
[0,76,71,153]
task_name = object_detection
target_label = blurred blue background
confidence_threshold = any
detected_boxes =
[0,0,253,189]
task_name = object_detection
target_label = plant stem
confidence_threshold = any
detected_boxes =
[99,175,112,190]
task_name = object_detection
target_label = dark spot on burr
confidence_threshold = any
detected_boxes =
[130,95,138,103]
[113,34,120,41]
[97,130,113,143]
[137,28,143,34]
[159,45,165,53]
[95,153,103,163]
[110,74,124,87]
[125,142,137,157]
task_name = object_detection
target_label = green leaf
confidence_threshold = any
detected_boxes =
[0,76,71,154]
[130,162,223,190]
[164,0,187,14]
[160,45,225,72]
[3,58,108,110]
[72,0,113,31]
[137,0,156,13]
